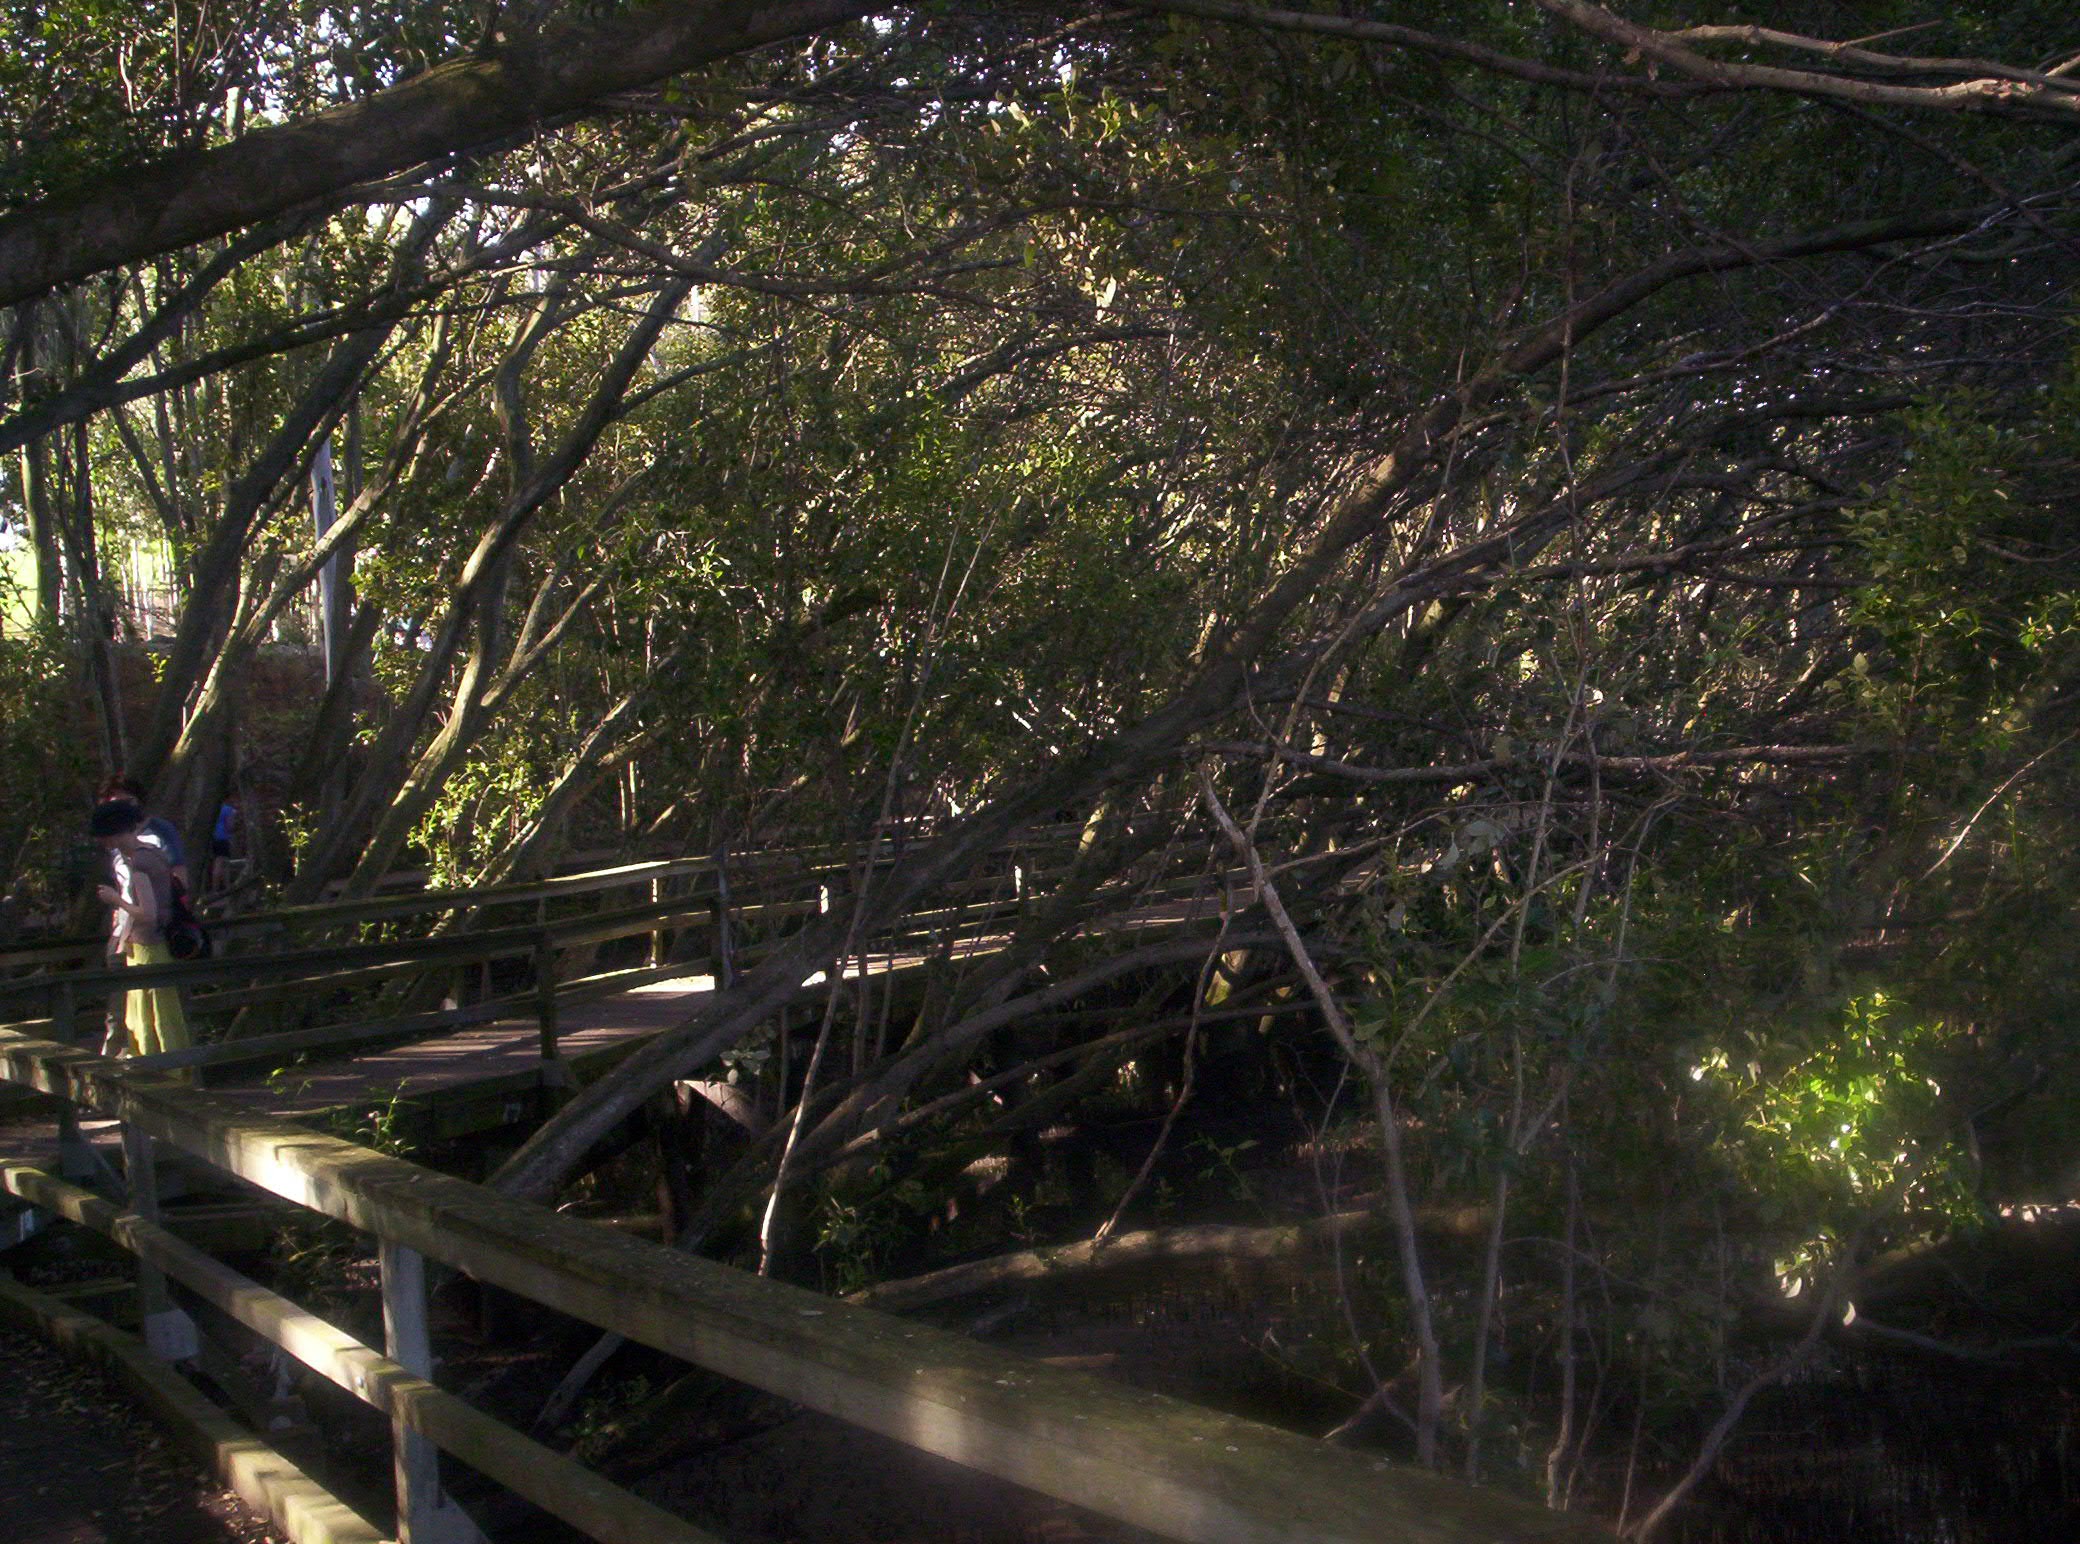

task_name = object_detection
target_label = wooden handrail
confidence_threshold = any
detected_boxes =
[0,1272,388,1544]
[116,890,1064,1085]
[0,1159,718,1544]
[0,819,1019,968]
[2,841,1246,1123]
[0,1028,1607,1544]
[0,855,721,972]
[123,955,720,1077]
[0,854,1204,1014]
[0,890,719,1007]
[6,888,1212,1114]
[0,813,1148,971]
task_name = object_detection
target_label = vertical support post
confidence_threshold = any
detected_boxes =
[380,1241,438,1540]
[56,1102,93,1181]
[120,1124,170,1315]
[655,1081,701,1242]
[50,980,91,1180]
[380,1239,444,1544]
[372,1248,487,1544]
[713,844,736,991]
[55,977,89,1182]
[123,1122,198,1360]
[533,940,563,1089]
[649,874,666,968]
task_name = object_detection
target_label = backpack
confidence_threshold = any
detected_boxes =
[164,875,211,961]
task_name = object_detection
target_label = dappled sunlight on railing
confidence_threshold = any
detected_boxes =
[0,1022,1611,1544]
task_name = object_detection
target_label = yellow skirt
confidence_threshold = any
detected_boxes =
[124,939,192,1058]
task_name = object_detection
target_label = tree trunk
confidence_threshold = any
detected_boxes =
[143,199,459,798]
[129,320,395,791]
[12,319,63,625]
[57,420,125,770]
[296,274,690,897]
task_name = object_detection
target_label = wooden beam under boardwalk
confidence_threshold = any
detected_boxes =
[0,1027,1613,1544]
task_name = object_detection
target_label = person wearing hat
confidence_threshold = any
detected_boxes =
[90,798,192,1059]
[97,775,190,889]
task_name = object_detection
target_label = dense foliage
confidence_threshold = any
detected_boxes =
[3,3,2076,1536]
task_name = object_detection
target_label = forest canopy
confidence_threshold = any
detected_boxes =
[2,2,2076,1537]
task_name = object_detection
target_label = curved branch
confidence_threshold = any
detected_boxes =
[1123,0,1705,97]
[1537,0,2080,121]
[0,0,873,306]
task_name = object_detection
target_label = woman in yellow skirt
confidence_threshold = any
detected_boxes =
[91,799,192,1058]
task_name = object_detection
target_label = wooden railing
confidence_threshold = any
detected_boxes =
[1,849,762,973]
[0,1028,1608,1544]
[0,1155,713,1544]
[0,822,1226,1107]
[0,817,1079,978]
[0,880,1060,1099]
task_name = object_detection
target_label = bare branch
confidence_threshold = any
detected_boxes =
[1123,0,1705,97]
[1537,0,2080,121]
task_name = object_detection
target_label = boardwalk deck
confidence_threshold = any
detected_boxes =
[0,859,1620,1544]
[0,873,1238,1216]
[197,889,1226,1137]
[207,933,1007,1133]
[215,969,725,1130]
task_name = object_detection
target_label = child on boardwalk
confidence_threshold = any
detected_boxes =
[90,799,192,1058]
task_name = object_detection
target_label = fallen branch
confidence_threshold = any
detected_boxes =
[846,1207,1493,1314]
[1203,739,1867,785]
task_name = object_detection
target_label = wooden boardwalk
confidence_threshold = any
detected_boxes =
[219,966,728,1130]
[0,856,1618,1544]
[205,952,908,1136]
[198,890,1226,1137]
[0,1021,1612,1544]
[0,837,1244,1186]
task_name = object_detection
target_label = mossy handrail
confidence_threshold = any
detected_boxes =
[0,1157,719,1544]
[0,1028,1610,1544]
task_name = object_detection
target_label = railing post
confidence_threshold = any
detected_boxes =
[533,940,563,1089]
[120,1125,168,1311]
[55,1103,94,1181]
[380,1239,484,1544]
[713,844,736,990]
[380,1239,439,1542]
[52,981,96,1183]
[649,874,666,967]
[123,1122,199,1361]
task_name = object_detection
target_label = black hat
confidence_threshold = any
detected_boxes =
[89,799,143,838]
